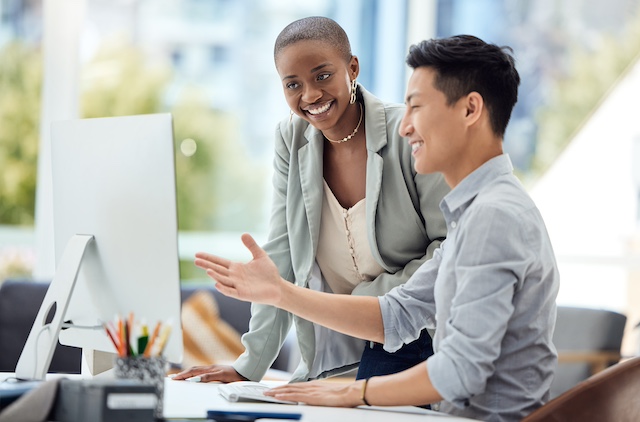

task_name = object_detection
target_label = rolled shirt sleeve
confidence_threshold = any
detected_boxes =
[378,247,440,352]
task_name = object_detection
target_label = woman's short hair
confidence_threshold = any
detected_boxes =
[274,16,352,63]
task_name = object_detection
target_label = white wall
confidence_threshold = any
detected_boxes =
[530,58,640,314]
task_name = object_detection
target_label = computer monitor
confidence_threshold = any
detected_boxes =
[16,113,183,380]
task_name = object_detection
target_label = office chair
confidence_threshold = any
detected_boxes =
[0,279,81,373]
[550,306,627,398]
[523,356,640,422]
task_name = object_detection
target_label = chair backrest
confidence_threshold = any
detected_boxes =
[180,283,298,372]
[180,284,251,335]
[0,279,81,373]
[523,356,640,422]
[551,306,627,398]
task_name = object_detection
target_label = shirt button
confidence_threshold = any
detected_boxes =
[450,221,457,228]
[349,248,354,254]
[345,229,350,236]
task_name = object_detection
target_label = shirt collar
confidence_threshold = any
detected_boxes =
[441,153,514,215]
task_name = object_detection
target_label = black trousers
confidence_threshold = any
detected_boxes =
[356,328,433,409]
[356,328,433,379]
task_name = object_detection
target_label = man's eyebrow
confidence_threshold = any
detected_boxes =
[282,63,330,81]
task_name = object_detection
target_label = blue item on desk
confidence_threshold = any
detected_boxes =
[206,410,302,421]
[0,380,43,410]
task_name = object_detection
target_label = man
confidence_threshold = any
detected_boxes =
[195,35,559,422]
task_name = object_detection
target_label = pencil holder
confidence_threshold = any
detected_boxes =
[114,356,167,418]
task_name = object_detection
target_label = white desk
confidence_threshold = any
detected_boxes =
[163,379,477,421]
[1,373,478,421]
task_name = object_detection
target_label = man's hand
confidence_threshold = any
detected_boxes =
[265,380,365,407]
[194,233,284,305]
[170,364,248,383]
[195,234,384,346]
[267,365,442,408]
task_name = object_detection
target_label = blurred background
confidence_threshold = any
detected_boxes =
[1,0,640,356]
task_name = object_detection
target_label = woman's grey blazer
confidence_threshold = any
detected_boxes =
[233,85,450,382]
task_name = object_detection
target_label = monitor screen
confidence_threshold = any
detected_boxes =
[50,113,183,365]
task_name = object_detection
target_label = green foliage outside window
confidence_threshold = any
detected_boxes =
[0,38,267,233]
[0,42,41,225]
[533,13,640,176]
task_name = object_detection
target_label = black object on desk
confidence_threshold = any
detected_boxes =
[206,410,302,421]
[53,378,157,422]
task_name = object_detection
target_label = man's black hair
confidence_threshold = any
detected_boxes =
[407,35,521,138]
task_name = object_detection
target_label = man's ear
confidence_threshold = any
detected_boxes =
[464,92,484,126]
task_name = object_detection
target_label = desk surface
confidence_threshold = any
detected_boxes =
[1,373,478,421]
[163,379,478,421]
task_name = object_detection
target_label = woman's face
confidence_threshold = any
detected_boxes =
[275,39,359,133]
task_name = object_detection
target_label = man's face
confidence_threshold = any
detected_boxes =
[399,67,467,177]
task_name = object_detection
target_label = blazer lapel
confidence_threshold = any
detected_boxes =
[362,86,391,270]
[298,126,324,262]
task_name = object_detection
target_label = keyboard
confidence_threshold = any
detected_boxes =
[218,381,297,404]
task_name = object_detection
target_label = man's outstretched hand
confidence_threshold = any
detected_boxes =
[194,233,284,305]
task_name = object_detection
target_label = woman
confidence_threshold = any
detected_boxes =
[174,16,448,383]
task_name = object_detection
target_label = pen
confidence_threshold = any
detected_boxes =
[104,322,121,353]
[124,319,132,357]
[154,324,172,356]
[143,321,162,357]
[138,323,149,356]
[118,316,126,357]
[206,410,302,420]
[128,312,135,355]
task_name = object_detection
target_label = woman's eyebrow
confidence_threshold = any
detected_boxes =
[310,63,330,73]
[282,63,331,81]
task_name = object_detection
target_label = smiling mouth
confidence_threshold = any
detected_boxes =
[411,141,424,152]
[306,101,332,115]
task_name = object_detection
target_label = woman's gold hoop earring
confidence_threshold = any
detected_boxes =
[350,79,357,104]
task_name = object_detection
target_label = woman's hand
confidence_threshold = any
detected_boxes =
[265,380,365,407]
[194,233,285,305]
[170,364,248,383]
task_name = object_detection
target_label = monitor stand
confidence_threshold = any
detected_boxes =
[15,234,94,380]
[81,349,116,378]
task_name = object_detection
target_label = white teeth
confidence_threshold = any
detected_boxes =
[307,102,332,115]
[411,141,423,152]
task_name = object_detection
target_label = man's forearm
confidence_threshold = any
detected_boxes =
[364,361,442,406]
[277,280,384,343]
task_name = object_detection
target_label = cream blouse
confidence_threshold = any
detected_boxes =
[315,180,386,294]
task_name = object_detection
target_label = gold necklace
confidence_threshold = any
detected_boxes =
[325,104,363,144]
